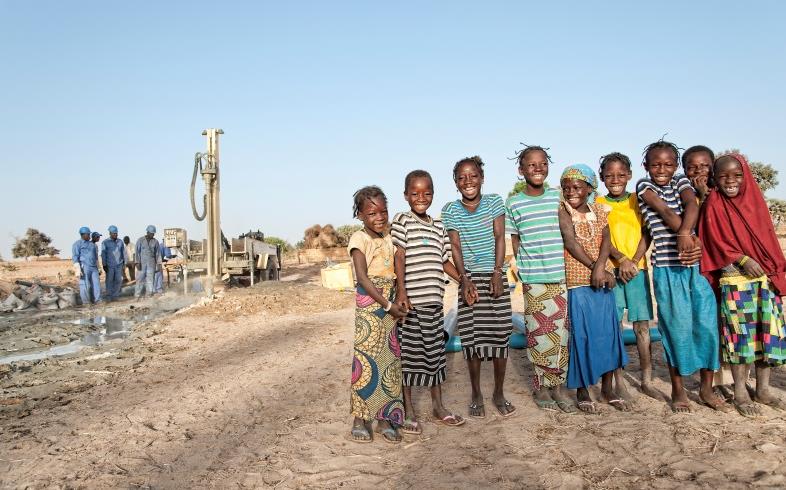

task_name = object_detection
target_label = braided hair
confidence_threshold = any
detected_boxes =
[599,152,632,177]
[452,156,484,181]
[642,138,681,166]
[511,143,552,166]
[404,170,433,193]
[681,145,715,171]
[352,185,387,218]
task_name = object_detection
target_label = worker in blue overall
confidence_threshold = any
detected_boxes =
[72,226,101,304]
[101,225,127,300]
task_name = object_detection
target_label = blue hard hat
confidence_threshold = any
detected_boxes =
[146,225,156,233]
[108,225,118,233]
[79,226,90,235]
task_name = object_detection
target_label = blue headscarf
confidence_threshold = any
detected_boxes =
[561,164,598,203]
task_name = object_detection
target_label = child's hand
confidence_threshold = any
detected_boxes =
[679,236,702,266]
[677,234,694,255]
[604,271,617,289]
[591,264,607,289]
[618,258,639,284]
[395,291,412,311]
[692,176,709,199]
[388,302,409,319]
[461,276,478,306]
[489,270,504,298]
[741,257,765,278]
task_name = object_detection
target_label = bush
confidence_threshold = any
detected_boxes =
[335,224,362,246]
[263,236,293,253]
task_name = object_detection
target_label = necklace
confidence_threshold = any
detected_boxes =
[461,197,481,209]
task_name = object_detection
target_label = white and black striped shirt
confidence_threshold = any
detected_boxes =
[637,175,693,268]
[391,211,451,306]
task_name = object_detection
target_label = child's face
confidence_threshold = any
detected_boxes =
[715,159,744,198]
[561,178,591,209]
[519,150,549,187]
[645,148,678,186]
[685,151,713,182]
[600,160,632,198]
[358,197,389,234]
[405,176,433,216]
[455,162,483,200]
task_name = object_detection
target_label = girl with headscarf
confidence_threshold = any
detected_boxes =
[558,164,629,413]
[699,153,786,417]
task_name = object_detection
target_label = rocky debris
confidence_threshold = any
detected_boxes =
[0,284,77,313]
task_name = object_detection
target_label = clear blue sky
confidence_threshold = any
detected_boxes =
[2,1,785,259]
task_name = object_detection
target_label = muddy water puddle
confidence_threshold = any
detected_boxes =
[1,316,144,364]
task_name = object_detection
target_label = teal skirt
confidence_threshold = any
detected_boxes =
[653,266,720,375]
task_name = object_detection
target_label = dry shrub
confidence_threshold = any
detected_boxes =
[303,224,340,249]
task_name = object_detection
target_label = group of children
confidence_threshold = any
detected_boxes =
[347,140,786,443]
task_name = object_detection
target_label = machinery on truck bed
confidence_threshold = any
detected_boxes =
[163,227,281,285]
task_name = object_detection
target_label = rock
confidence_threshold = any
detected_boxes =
[756,442,780,453]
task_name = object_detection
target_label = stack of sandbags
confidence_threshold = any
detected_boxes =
[38,289,60,310]
[0,293,27,313]
[57,288,77,309]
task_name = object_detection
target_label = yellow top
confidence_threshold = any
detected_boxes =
[347,230,396,279]
[596,193,647,269]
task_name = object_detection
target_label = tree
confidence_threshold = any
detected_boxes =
[12,228,60,259]
[768,199,786,228]
[263,236,293,253]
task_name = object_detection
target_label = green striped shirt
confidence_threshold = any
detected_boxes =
[441,194,505,273]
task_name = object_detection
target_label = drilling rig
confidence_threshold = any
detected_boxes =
[163,129,281,290]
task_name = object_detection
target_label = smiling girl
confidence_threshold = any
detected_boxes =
[441,156,515,418]
[699,153,786,417]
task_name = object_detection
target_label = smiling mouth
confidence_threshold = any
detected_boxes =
[723,186,739,193]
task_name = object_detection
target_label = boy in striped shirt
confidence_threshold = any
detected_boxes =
[505,145,575,413]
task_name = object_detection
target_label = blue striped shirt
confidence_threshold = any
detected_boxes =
[505,188,566,284]
[637,175,693,268]
[441,194,505,273]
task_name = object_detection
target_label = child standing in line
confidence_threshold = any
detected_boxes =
[596,152,660,402]
[442,156,516,418]
[637,140,729,413]
[699,153,786,417]
[348,186,409,444]
[559,164,629,413]
[392,170,465,433]
[682,145,715,203]
[683,144,735,397]
[505,145,575,413]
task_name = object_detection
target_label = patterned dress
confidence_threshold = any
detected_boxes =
[348,231,404,424]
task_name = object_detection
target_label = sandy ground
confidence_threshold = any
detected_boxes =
[2,263,786,489]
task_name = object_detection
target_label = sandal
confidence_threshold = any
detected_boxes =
[534,399,559,412]
[375,425,401,444]
[350,425,373,443]
[401,418,422,435]
[494,399,517,417]
[699,394,733,413]
[671,401,693,414]
[577,400,599,414]
[555,400,577,414]
[468,402,486,419]
[734,400,762,418]
[606,399,631,412]
[435,414,465,427]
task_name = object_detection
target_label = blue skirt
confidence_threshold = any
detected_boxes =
[567,286,628,389]
[653,266,720,375]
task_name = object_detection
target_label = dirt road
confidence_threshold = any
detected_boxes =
[2,264,786,488]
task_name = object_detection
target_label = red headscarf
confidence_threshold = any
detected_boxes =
[699,153,786,294]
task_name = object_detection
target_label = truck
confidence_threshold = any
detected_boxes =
[163,228,281,286]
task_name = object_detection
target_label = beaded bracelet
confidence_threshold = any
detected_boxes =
[738,256,750,267]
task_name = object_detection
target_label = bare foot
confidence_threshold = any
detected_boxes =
[671,390,693,414]
[550,386,577,414]
[752,393,786,411]
[733,400,762,418]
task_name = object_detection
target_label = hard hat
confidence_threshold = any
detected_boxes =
[79,226,90,235]
[108,225,118,233]
[146,225,156,233]
[91,232,102,238]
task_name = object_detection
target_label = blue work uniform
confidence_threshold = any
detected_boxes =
[134,236,161,298]
[154,245,173,293]
[72,239,101,304]
[101,238,127,300]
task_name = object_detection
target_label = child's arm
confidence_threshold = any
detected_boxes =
[393,246,412,310]
[558,207,593,267]
[639,189,683,231]
[351,248,408,319]
[447,230,478,306]
[677,187,702,263]
[442,259,461,283]
[490,214,506,298]
[594,225,616,289]
[511,234,521,261]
